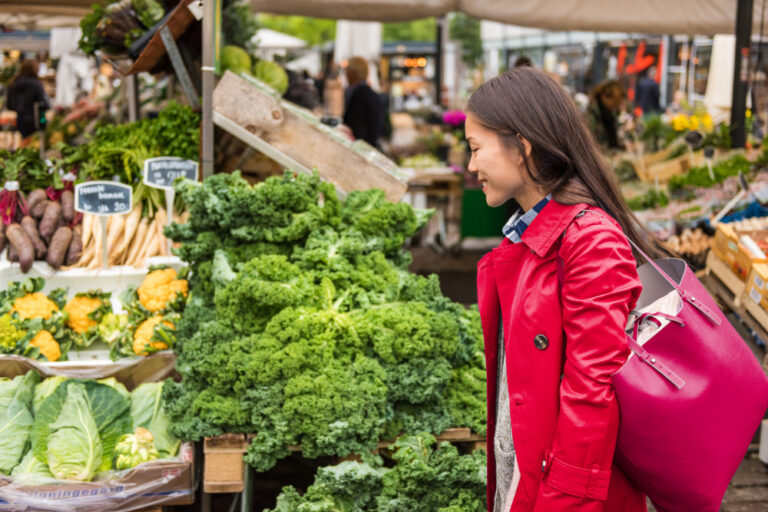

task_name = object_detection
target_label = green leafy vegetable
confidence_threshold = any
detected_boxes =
[130,381,179,458]
[0,371,38,474]
[46,384,102,481]
[10,450,56,485]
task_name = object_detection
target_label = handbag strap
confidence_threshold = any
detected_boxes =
[576,208,721,325]
[555,212,688,389]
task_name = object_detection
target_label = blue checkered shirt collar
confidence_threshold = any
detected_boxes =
[502,194,552,243]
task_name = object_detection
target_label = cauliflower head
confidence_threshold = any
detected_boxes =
[133,316,174,356]
[137,269,188,313]
[0,314,25,352]
[30,330,61,361]
[12,293,59,320]
[64,296,104,334]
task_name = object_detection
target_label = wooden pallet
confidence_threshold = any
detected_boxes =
[204,428,487,493]
[705,251,745,307]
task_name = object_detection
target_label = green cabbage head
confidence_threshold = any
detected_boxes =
[46,384,102,481]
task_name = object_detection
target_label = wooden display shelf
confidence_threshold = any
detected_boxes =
[203,428,486,494]
[128,0,198,75]
[704,250,745,306]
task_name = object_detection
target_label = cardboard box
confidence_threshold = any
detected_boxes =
[0,362,195,512]
[746,263,768,311]
[733,230,768,281]
[712,223,739,267]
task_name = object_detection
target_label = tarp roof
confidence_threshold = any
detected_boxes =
[250,0,750,36]
[0,0,752,37]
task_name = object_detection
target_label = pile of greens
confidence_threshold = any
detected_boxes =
[163,171,486,471]
[0,372,178,484]
[626,189,669,211]
[266,432,487,512]
[668,154,752,194]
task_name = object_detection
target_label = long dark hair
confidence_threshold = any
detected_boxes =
[466,67,665,261]
[10,60,39,87]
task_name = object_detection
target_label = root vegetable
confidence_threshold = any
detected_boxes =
[60,190,75,224]
[0,225,6,254]
[66,226,83,265]
[107,214,126,264]
[31,199,50,219]
[81,214,94,249]
[126,218,149,266]
[113,205,141,262]
[8,245,17,262]
[26,189,47,215]
[46,226,73,269]
[21,215,46,259]
[6,223,34,272]
[39,202,62,242]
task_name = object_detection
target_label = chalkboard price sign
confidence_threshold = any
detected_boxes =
[74,182,133,215]
[143,157,199,189]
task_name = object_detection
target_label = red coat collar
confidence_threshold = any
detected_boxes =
[516,200,589,257]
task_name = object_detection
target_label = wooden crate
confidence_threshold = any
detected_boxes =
[213,71,408,202]
[705,251,745,306]
[638,151,704,184]
[203,434,247,493]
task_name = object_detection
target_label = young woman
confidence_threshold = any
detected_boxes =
[466,67,661,511]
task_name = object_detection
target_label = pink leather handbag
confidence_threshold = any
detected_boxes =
[613,247,768,511]
[558,210,768,511]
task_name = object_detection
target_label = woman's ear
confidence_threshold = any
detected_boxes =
[517,134,533,158]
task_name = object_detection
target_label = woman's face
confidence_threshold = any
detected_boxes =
[465,113,528,208]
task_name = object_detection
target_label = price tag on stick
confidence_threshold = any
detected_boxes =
[74,182,132,269]
[143,157,199,254]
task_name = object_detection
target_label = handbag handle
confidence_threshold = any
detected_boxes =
[579,209,721,326]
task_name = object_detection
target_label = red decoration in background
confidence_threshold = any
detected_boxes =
[617,43,627,76]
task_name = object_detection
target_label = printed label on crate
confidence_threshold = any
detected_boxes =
[143,157,199,190]
[728,240,739,253]
[74,182,132,215]
[755,274,765,290]
[751,287,762,304]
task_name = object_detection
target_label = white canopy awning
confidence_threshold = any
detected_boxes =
[250,0,751,37]
[251,28,308,49]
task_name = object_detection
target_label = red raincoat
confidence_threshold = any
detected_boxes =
[477,200,647,512]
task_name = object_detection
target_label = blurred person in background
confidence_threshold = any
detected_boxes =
[587,80,626,150]
[6,59,50,140]
[634,66,660,116]
[343,56,384,148]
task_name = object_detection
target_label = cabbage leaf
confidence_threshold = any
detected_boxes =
[46,384,102,481]
[130,382,180,458]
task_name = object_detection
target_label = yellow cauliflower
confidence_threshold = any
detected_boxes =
[137,269,188,313]
[64,296,104,334]
[133,316,173,356]
[11,293,59,320]
[30,330,61,361]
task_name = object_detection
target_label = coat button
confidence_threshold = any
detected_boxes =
[534,334,549,350]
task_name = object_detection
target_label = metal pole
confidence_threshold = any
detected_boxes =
[202,0,215,178]
[660,35,670,108]
[435,16,445,107]
[731,0,755,148]
[126,74,139,123]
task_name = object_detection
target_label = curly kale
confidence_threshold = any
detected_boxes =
[264,433,486,512]
[163,171,487,472]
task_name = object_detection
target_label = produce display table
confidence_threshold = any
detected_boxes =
[201,428,486,501]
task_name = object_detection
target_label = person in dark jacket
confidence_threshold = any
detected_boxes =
[635,66,661,115]
[343,56,383,148]
[7,60,50,139]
